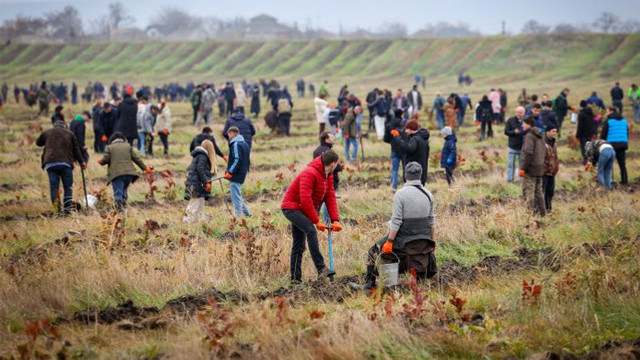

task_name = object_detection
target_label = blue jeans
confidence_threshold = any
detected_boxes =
[47,165,74,213]
[390,150,402,189]
[344,137,358,161]
[230,181,251,217]
[137,132,146,156]
[112,175,136,202]
[507,147,521,182]
[633,105,640,124]
[436,111,444,129]
[355,113,363,133]
[598,148,615,189]
[457,111,464,126]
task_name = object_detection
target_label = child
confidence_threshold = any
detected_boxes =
[585,139,616,189]
[440,126,457,186]
[184,140,216,223]
[98,132,150,211]
[225,126,251,217]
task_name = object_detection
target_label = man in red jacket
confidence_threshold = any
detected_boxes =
[281,150,342,283]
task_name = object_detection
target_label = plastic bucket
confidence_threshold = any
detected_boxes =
[376,253,400,287]
[570,112,578,124]
[85,194,97,210]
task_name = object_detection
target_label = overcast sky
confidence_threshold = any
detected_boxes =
[2,0,640,35]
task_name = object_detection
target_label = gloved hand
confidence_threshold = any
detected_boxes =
[223,156,228,162]
[381,240,394,254]
[447,158,453,164]
[81,162,87,169]
[519,169,525,177]
[344,134,350,139]
[474,121,480,126]
[97,158,101,165]
[224,172,232,179]
[316,222,327,232]
[390,129,400,137]
[331,221,341,232]
[101,135,108,142]
[585,164,591,171]
[206,183,211,192]
[145,167,152,174]
[163,129,169,135]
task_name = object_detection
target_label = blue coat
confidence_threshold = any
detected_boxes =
[440,134,457,170]
[226,135,250,184]
[223,111,256,148]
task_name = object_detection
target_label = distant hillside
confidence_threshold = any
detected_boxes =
[1,34,639,83]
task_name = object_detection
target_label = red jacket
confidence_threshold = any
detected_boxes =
[281,157,339,224]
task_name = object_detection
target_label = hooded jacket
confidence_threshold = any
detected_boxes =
[441,134,457,170]
[476,99,493,122]
[312,141,343,190]
[98,138,147,183]
[576,107,596,139]
[281,156,339,224]
[115,96,138,138]
[226,135,250,184]
[185,147,213,200]
[223,111,256,148]
[520,127,546,176]
[100,108,118,138]
[36,122,84,169]
[393,128,430,185]
[69,116,86,149]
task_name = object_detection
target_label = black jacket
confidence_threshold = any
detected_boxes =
[554,93,568,118]
[100,109,118,138]
[185,148,212,200]
[70,120,86,149]
[504,116,524,150]
[92,104,103,132]
[223,112,256,148]
[393,128,430,185]
[476,99,493,122]
[576,107,596,139]
[541,109,558,130]
[189,133,225,158]
[115,97,138,139]
[312,142,343,190]
[610,86,623,101]
[384,115,403,147]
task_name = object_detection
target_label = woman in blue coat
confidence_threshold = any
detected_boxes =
[440,126,457,186]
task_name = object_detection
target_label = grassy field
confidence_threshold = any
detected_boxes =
[0,82,639,359]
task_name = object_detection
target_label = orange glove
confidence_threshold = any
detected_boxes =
[163,129,169,135]
[145,167,152,174]
[331,221,341,232]
[344,134,350,139]
[381,240,394,254]
[519,170,525,177]
[206,183,211,192]
[223,156,228,162]
[81,162,87,169]
[97,158,101,165]
[316,222,327,232]
[585,164,591,171]
[474,121,480,126]
[335,127,340,133]
[101,135,108,142]
[224,172,232,179]
[390,129,400,137]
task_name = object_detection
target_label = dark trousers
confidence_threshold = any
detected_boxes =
[158,132,169,155]
[613,100,623,114]
[126,137,135,147]
[192,105,199,124]
[481,120,493,139]
[226,100,234,116]
[613,145,628,184]
[218,102,225,117]
[112,175,136,203]
[368,108,375,130]
[542,175,555,211]
[145,133,154,156]
[445,168,454,186]
[47,165,73,213]
[278,114,291,136]
[282,209,326,282]
[94,130,105,153]
[579,137,589,165]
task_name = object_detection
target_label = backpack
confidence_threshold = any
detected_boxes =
[328,109,341,126]
[278,98,291,114]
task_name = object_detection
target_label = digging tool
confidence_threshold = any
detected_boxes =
[359,133,365,162]
[80,167,88,214]
[209,176,232,215]
[326,226,336,281]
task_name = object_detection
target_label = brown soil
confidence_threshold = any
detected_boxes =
[523,338,640,360]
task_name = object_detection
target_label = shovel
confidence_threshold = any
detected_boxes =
[80,167,89,214]
[323,207,336,281]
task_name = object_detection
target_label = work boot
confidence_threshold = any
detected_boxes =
[318,267,335,280]
[348,265,376,291]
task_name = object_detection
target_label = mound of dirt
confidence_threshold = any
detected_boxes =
[257,275,360,303]
[71,300,159,325]
[163,288,246,316]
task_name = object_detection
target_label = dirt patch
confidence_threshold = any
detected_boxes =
[257,275,361,303]
[525,337,640,360]
[70,300,160,325]
[163,287,247,316]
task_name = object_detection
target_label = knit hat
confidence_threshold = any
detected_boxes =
[545,122,558,131]
[405,162,423,181]
[523,115,535,126]
[405,120,420,131]
[441,126,453,136]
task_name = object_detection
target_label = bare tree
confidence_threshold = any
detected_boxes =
[521,20,549,35]
[552,23,580,34]
[45,6,83,40]
[378,22,407,38]
[593,12,620,33]
[108,2,135,30]
[1,15,47,38]
[149,7,202,35]
[613,19,640,33]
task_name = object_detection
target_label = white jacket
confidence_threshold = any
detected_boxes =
[155,106,172,132]
[314,97,328,124]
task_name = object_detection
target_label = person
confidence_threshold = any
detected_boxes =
[189,85,202,125]
[199,85,216,125]
[71,82,78,105]
[584,139,615,189]
[629,83,640,124]
[366,88,379,131]
[553,88,570,136]
[517,88,530,107]
[50,105,65,124]
[223,108,256,149]
[92,98,105,153]
[70,112,91,163]
[224,127,251,218]
[489,88,501,125]
[441,126,457,186]
[313,132,343,191]
[542,124,559,212]
[384,109,405,190]
[139,104,156,157]
[183,140,216,222]
[190,126,227,161]
[99,103,118,150]
[477,95,494,140]
[115,93,138,146]
[407,85,423,118]
[391,120,430,185]
[505,106,525,183]
[348,162,436,290]
[235,85,247,113]
[250,83,260,118]
[223,82,236,117]
[13,84,20,104]
[527,103,545,131]
[600,106,629,185]
[276,91,293,136]
[135,96,149,155]
[576,100,597,165]
[98,132,150,211]
[586,91,605,111]
[281,150,342,283]
[499,89,508,124]
[37,81,55,116]
[525,94,539,113]
[370,90,388,140]
[1,82,8,104]
[519,116,546,217]
[342,105,361,162]
[155,102,172,156]
[442,97,457,130]
[314,93,329,134]
[391,89,409,121]
[319,80,329,97]
[431,92,446,129]
[541,101,558,131]
[610,82,624,114]
[36,121,85,215]
[460,93,473,126]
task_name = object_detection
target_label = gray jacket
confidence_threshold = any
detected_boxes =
[140,109,154,134]
[201,88,216,110]
[389,180,435,249]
